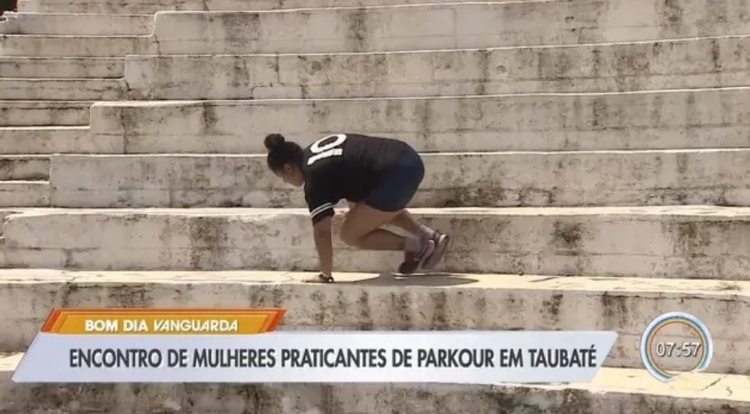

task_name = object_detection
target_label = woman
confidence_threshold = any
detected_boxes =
[264,132,450,283]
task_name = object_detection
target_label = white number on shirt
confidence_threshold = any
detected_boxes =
[306,134,347,166]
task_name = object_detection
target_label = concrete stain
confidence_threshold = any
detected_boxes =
[231,56,251,90]
[221,12,260,49]
[474,49,490,95]
[711,38,723,71]
[345,8,368,52]
[200,102,219,135]
[600,293,628,326]
[389,290,412,329]
[310,100,333,124]
[661,0,685,34]
[649,95,664,128]
[591,48,602,79]
[0,158,19,180]
[333,289,350,319]
[542,293,564,321]
[429,290,448,329]
[591,96,607,128]
[474,292,488,323]
[104,285,155,308]
[356,289,374,330]
[542,48,574,82]
[187,216,229,269]
[552,221,584,252]
[416,99,433,143]
[673,221,714,256]
[438,186,507,208]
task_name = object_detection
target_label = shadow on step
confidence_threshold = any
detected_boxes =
[339,273,476,287]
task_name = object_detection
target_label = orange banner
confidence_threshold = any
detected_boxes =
[41,308,286,335]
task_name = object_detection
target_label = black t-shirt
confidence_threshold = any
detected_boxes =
[302,133,408,224]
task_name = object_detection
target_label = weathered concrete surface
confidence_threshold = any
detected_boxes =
[92,88,750,154]
[16,0,587,14]
[1,270,749,373]
[125,36,750,100]
[0,101,90,127]
[8,1,748,57]
[47,150,750,208]
[0,79,124,100]
[0,57,125,78]
[0,13,154,36]
[149,0,750,55]
[0,35,153,57]
[0,127,117,154]
[0,359,747,414]
[0,156,48,180]
[11,83,749,152]
[3,207,750,280]
[0,182,49,207]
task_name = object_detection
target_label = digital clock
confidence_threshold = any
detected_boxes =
[640,312,713,382]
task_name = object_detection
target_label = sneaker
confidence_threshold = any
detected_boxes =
[398,239,436,275]
[422,232,450,270]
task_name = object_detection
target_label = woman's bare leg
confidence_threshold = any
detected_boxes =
[348,202,431,238]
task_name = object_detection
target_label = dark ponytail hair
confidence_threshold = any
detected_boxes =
[264,133,304,172]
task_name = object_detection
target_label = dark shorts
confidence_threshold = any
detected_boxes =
[363,146,425,212]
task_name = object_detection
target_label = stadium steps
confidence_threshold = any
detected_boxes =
[15,0,579,14]
[0,269,748,372]
[41,150,750,208]
[0,12,154,36]
[4,206,750,280]
[4,0,750,411]
[0,156,48,206]
[0,268,749,410]
[0,353,746,413]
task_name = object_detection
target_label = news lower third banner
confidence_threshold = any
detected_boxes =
[12,308,618,384]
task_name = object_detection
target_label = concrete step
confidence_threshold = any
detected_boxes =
[46,150,750,209]
[0,12,154,36]
[0,358,745,413]
[2,206,750,279]
[127,35,750,100]
[0,270,748,373]
[90,89,750,154]
[0,101,90,127]
[0,57,125,78]
[0,78,124,100]
[0,126,120,154]
[0,156,48,180]
[16,0,583,14]
[148,0,750,55]
[0,181,49,207]
[10,0,749,56]
[0,35,152,57]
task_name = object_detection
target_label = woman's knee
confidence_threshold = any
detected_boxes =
[339,203,395,247]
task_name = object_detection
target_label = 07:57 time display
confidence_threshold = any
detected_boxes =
[653,341,702,358]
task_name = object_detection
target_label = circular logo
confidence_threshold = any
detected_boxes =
[640,312,713,382]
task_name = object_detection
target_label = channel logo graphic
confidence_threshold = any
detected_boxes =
[640,312,714,382]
